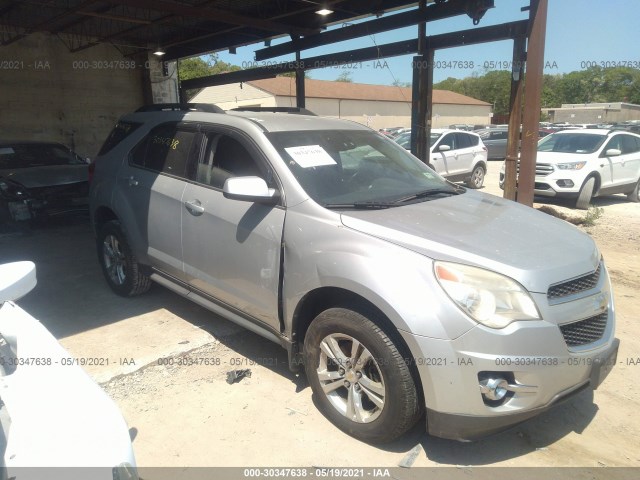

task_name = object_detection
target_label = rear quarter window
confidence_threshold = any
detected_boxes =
[98,121,142,156]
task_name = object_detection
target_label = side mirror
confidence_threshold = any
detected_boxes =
[223,176,279,204]
[604,148,622,157]
[0,261,37,302]
[438,144,451,152]
[85,157,92,164]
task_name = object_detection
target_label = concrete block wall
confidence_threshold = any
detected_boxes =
[0,32,146,157]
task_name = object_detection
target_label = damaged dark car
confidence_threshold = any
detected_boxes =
[0,141,89,221]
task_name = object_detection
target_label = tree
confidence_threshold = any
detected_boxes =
[178,54,241,81]
[392,79,411,87]
[335,71,353,82]
[278,70,312,79]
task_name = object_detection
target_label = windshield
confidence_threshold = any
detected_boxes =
[537,133,607,154]
[0,144,85,169]
[267,129,458,207]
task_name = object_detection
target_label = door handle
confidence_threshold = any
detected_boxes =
[128,176,139,186]
[185,199,205,216]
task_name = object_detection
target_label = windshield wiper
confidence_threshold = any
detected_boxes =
[390,187,462,204]
[324,200,398,209]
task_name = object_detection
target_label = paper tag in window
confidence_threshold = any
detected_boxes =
[285,145,337,168]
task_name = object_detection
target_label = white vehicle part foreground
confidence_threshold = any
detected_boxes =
[0,262,137,480]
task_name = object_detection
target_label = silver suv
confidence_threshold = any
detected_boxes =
[90,104,619,443]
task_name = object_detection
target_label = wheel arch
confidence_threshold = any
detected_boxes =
[290,286,425,405]
[92,206,118,234]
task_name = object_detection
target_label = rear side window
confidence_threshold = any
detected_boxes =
[98,121,142,156]
[620,135,640,154]
[455,132,473,148]
[130,123,199,178]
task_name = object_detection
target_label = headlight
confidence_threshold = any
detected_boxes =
[556,161,586,170]
[0,180,28,198]
[434,261,541,329]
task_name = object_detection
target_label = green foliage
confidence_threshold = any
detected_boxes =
[178,54,241,81]
[335,71,353,82]
[582,206,604,227]
[434,67,640,116]
[278,71,312,79]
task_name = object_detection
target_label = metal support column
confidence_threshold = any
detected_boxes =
[295,49,305,108]
[503,36,526,201]
[518,0,548,206]
[411,0,432,165]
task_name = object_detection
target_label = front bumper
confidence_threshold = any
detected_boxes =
[399,263,618,441]
[425,338,619,441]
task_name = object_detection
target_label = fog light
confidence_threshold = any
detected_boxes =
[556,179,574,188]
[480,378,509,401]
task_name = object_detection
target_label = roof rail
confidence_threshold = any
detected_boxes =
[230,106,317,116]
[135,103,224,113]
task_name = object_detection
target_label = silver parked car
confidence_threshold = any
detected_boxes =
[90,104,618,443]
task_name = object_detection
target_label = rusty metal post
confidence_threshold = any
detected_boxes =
[503,36,526,201]
[411,0,431,164]
[295,49,305,108]
[518,0,548,206]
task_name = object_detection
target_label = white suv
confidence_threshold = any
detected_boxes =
[396,129,488,188]
[500,129,640,209]
[429,129,488,189]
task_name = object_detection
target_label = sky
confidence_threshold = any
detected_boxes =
[213,0,640,86]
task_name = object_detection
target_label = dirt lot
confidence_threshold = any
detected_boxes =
[1,162,639,474]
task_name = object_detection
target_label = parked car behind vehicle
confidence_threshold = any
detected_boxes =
[0,261,138,479]
[90,104,618,443]
[475,128,509,160]
[499,128,640,209]
[395,129,488,188]
[0,142,89,222]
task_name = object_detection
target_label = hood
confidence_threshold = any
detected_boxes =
[536,151,593,164]
[340,191,599,293]
[0,164,88,189]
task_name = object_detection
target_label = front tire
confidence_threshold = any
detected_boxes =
[466,164,485,189]
[303,307,422,443]
[97,220,151,297]
[575,176,596,210]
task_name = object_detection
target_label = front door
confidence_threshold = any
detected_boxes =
[181,129,285,331]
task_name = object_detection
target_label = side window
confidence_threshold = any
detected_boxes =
[603,135,623,154]
[130,124,198,178]
[98,121,142,156]
[455,132,472,149]
[439,133,456,150]
[195,133,264,189]
[620,135,640,154]
[492,131,508,140]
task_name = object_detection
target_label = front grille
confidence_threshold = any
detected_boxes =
[560,311,608,347]
[536,163,554,176]
[548,264,601,300]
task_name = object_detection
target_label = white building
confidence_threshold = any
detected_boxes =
[191,77,492,129]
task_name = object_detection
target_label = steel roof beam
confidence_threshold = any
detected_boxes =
[181,19,527,91]
[107,0,318,36]
[254,0,494,61]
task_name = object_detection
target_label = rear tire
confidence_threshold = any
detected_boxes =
[303,307,422,443]
[627,177,640,203]
[466,164,485,189]
[97,220,151,297]
[575,177,596,210]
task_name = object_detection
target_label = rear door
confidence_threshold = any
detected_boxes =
[430,132,457,176]
[618,134,640,187]
[453,132,476,176]
[121,122,201,279]
[181,128,285,331]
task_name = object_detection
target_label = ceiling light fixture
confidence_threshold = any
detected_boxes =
[315,8,333,15]
[153,47,166,56]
